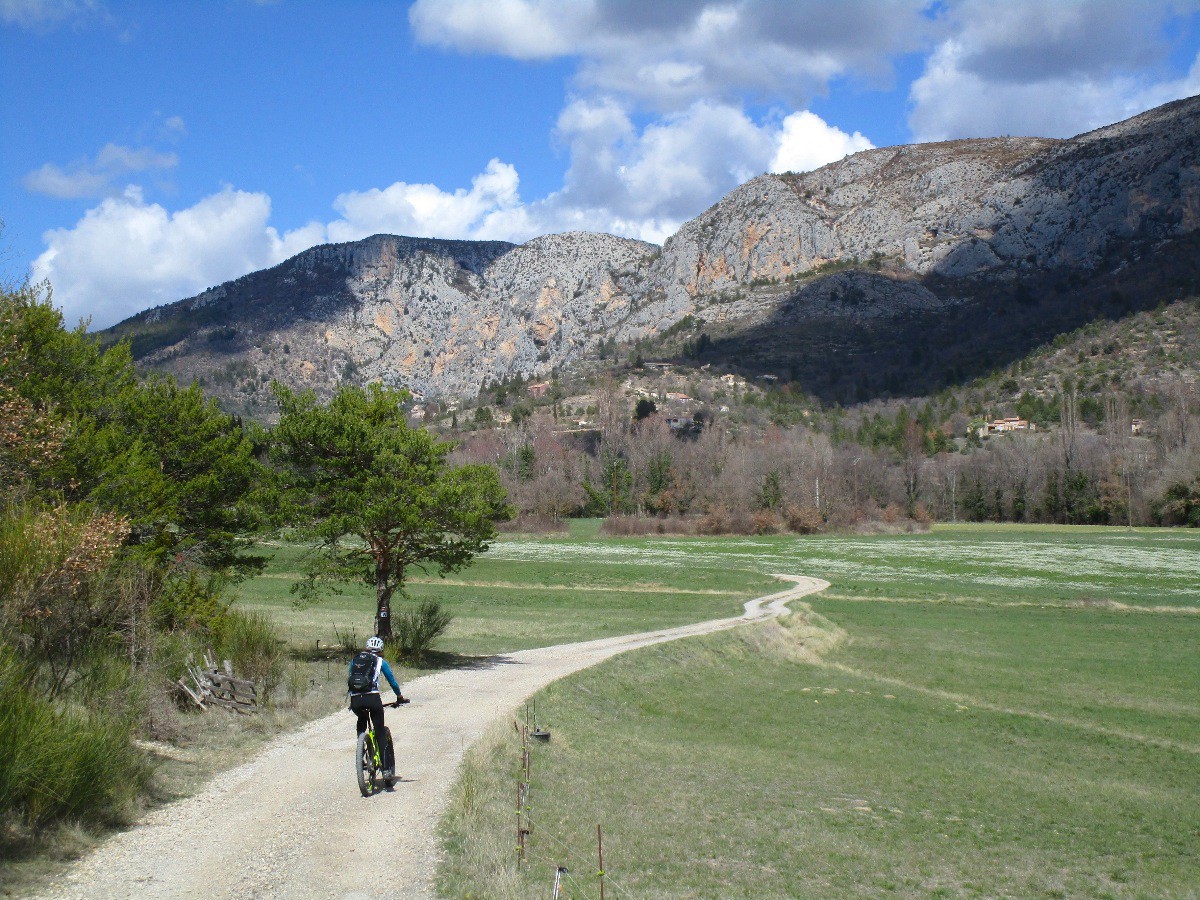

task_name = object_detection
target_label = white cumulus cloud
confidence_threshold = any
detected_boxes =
[770,111,874,174]
[325,158,523,244]
[408,0,585,60]
[550,99,774,223]
[32,186,323,329]
[409,0,929,109]
[528,100,873,241]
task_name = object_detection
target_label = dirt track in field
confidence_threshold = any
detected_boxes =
[31,575,828,899]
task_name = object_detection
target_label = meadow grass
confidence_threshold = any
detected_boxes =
[234,532,780,656]
[482,523,1200,609]
[442,619,1197,898]
[814,598,1200,750]
[433,524,1200,898]
[238,523,1200,658]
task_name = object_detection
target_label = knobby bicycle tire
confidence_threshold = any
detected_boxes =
[382,726,396,789]
[356,730,377,797]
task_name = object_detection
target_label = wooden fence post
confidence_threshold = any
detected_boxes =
[598,824,605,900]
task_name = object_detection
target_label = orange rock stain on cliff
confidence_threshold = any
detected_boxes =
[373,309,394,336]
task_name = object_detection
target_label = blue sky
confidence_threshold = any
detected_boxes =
[2,0,1199,329]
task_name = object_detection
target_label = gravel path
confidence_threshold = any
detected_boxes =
[33,575,828,899]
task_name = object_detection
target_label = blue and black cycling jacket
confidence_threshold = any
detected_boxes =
[349,654,402,697]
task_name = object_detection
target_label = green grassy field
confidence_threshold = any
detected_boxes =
[227,524,1199,896]
[235,524,780,656]
[481,523,1200,610]
[239,522,1200,654]
[427,524,1200,899]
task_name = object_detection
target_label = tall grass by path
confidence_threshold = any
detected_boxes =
[0,648,150,836]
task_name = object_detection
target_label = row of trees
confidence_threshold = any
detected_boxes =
[455,378,1200,530]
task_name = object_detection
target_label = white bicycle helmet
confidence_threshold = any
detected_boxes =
[365,636,384,651]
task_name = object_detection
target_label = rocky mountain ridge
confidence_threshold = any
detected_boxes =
[124,231,653,402]
[619,96,1198,329]
[107,94,1200,411]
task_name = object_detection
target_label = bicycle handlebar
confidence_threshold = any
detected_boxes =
[390,697,410,708]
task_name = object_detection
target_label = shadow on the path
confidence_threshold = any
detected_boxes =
[288,646,518,671]
[408,650,522,672]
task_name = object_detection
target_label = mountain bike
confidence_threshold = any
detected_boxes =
[355,698,406,797]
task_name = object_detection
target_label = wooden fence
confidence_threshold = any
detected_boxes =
[177,650,258,713]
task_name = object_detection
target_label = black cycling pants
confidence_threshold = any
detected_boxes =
[350,693,394,770]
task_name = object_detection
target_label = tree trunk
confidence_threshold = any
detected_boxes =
[375,563,393,639]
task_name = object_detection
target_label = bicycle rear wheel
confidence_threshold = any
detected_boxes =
[356,731,377,797]
[382,726,396,789]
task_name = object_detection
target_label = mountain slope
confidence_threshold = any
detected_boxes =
[619,95,1200,400]
[111,231,654,409]
[646,95,1198,300]
[106,95,1200,411]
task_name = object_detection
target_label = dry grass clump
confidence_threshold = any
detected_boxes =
[784,505,824,533]
[436,723,524,900]
[738,602,848,665]
[386,599,453,664]
[697,507,757,535]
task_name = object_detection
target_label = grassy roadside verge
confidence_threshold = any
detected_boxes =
[436,526,1200,898]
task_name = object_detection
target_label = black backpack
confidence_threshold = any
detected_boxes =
[348,651,379,693]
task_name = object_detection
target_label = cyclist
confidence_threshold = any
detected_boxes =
[349,636,407,779]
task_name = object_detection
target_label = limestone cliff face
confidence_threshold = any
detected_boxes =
[111,95,1200,408]
[332,231,652,397]
[126,231,652,405]
[645,95,1199,309]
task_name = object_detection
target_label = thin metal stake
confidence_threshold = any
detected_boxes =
[552,865,568,899]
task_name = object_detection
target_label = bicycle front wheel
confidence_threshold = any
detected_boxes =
[356,731,376,797]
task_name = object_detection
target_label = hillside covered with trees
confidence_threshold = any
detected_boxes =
[444,296,1200,531]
